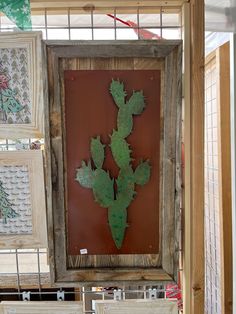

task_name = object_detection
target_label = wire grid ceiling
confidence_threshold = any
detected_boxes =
[0,6,182,308]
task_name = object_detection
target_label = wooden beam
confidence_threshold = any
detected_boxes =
[190,0,205,312]
[182,3,191,314]
[183,1,204,313]
[217,42,233,314]
[30,0,187,10]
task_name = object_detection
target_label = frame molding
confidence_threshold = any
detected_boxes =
[0,301,83,314]
[0,150,47,248]
[0,32,44,138]
[45,40,182,285]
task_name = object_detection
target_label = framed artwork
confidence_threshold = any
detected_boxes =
[0,301,83,314]
[0,150,47,248]
[45,40,182,285]
[0,32,44,138]
[94,299,178,314]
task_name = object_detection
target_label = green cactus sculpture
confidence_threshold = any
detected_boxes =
[75,79,151,249]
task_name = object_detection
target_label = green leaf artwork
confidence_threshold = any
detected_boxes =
[75,79,151,249]
[0,180,19,224]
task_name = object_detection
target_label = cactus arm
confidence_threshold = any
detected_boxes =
[108,202,127,249]
[91,136,105,169]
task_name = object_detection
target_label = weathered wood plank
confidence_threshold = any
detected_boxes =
[0,273,51,289]
[162,44,182,280]
[216,42,232,314]
[45,41,182,59]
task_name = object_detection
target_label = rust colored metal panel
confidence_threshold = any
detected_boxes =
[64,70,161,255]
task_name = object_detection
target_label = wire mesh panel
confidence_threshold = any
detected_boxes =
[204,54,222,314]
[0,5,182,309]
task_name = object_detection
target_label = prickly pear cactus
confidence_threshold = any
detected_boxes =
[75,79,151,249]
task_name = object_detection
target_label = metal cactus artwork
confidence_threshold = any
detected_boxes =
[0,179,19,224]
[75,79,151,249]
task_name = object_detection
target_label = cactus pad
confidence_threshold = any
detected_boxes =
[91,136,105,169]
[93,169,114,207]
[75,160,94,188]
[110,131,132,168]
[75,79,151,249]
[134,161,151,186]
[109,79,126,108]
[117,107,133,138]
[128,91,145,115]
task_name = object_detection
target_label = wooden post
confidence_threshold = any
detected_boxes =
[217,42,232,314]
[190,0,205,312]
[183,0,205,313]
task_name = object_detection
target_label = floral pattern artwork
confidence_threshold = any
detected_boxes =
[0,48,32,124]
[0,0,32,30]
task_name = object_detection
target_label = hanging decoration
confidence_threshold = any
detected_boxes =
[75,79,151,249]
[0,179,19,224]
[0,0,32,30]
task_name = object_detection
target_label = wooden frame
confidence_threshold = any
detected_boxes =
[0,301,83,314]
[216,42,232,314]
[45,40,182,285]
[94,299,178,314]
[0,32,44,138]
[182,1,205,313]
[204,42,232,314]
[0,150,47,248]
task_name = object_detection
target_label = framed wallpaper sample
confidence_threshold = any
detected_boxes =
[0,301,83,314]
[0,150,47,248]
[94,299,178,314]
[0,32,44,138]
[46,40,182,285]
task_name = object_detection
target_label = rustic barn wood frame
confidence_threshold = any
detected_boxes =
[0,32,44,138]
[0,150,47,248]
[45,40,182,285]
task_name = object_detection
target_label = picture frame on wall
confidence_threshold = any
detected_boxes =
[45,40,182,285]
[0,150,47,248]
[0,32,44,138]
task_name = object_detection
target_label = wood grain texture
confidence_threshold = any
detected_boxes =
[0,32,44,138]
[45,41,182,285]
[0,273,50,289]
[94,299,178,314]
[182,3,192,314]
[190,0,205,312]
[216,42,232,314]
[31,0,186,9]
[0,301,83,314]
[0,150,47,248]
